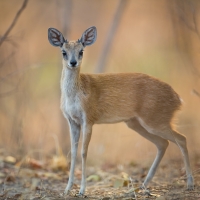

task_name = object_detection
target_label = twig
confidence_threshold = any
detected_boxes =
[192,89,200,98]
[0,52,15,68]
[0,0,28,47]
[95,0,128,73]
[175,1,197,33]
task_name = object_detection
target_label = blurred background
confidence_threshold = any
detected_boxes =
[0,0,200,168]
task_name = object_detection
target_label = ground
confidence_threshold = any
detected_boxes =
[0,153,199,200]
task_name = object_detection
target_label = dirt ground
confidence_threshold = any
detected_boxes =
[0,154,199,200]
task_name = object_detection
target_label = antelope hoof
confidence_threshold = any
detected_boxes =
[76,192,86,198]
[187,176,194,190]
[187,184,195,191]
[63,188,71,196]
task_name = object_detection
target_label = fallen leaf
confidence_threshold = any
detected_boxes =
[113,179,125,188]
[41,172,62,180]
[0,172,5,178]
[5,174,15,182]
[4,156,16,164]
[72,184,79,189]
[121,172,129,179]
[28,158,43,169]
[51,153,68,171]
[129,161,138,167]
[87,174,101,182]
[13,193,22,198]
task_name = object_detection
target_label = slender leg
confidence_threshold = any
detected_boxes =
[154,127,194,190]
[126,118,169,187]
[64,118,81,194]
[79,123,93,195]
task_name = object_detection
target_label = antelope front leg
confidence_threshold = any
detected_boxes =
[64,119,80,195]
[79,124,93,195]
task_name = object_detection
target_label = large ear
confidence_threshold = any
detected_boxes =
[80,26,97,47]
[48,28,66,47]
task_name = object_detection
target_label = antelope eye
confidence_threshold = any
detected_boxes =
[79,50,83,56]
[61,51,68,60]
[62,51,67,56]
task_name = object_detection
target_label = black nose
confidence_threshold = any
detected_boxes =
[70,61,77,67]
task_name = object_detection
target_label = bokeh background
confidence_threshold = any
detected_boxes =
[0,0,200,168]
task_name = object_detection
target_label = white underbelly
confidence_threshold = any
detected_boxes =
[95,115,131,124]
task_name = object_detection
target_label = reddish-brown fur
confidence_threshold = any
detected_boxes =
[48,26,194,196]
[78,73,181,125]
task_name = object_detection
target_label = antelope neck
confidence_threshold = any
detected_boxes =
[61,66,81,95]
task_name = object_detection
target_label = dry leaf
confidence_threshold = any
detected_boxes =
[4,156,16,164]
[41,172,62,180]
[28,158,43,169]
[13,193,22,198]
[0,172,5,178]
[121,172,129,179]
[72,184,79,189]
[50,148,68,171]
[113,179,125,188]
[5,174,15,182]
[51,155,68,171]
[86,174,101,182]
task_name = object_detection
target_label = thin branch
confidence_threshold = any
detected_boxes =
[0,0,28,47]
[95,0,128,73]
[176,0,200,39]
[0,51,16,68]
[192,89,200,98]
[192,5,200,40]
[168,0,200,106]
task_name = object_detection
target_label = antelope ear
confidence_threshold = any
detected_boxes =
[48,28,66,47]
[80,26,97,47]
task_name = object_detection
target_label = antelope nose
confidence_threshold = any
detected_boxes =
[70,61,77,67]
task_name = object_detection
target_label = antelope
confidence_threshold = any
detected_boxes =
[48,26,194,195]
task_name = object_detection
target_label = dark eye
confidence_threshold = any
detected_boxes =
[79,50,83,57]
[62,51,67,56]
[61,51,67,59]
